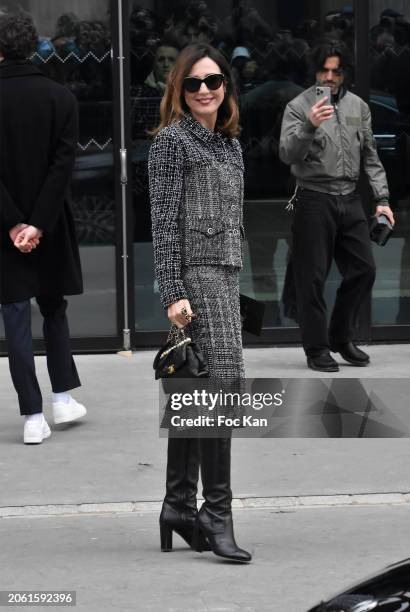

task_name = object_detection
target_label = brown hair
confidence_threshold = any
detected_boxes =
[151,43,240,138]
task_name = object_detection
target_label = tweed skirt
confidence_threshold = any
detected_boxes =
[160,265,244,432]
[182,265,245,380]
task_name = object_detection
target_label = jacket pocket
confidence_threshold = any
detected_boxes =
[182,218,242,266]
[183,218,226,264]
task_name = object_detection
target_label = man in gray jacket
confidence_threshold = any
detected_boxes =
[280,42,394,372]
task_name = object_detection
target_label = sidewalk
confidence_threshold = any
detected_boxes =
[1,346,410,507]
[0,345,409,611]
[1,504,410,612]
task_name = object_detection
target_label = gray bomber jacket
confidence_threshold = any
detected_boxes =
[279,85,389,201]
[148,113,244,309]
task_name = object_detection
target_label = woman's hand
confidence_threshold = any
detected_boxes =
[167,299,195,329]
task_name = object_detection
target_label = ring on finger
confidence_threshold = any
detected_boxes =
[180,307,191,321]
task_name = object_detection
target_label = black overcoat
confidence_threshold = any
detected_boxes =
[0,59,83,304]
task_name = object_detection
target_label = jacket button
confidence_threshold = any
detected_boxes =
[207,227,214,235]
[232,229,239,236]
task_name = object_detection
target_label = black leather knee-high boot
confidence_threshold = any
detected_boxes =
[160,437,210,551]
[193,437,252,562]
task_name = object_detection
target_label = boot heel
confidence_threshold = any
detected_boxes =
[160,523,173,552]
[192,524,206,552]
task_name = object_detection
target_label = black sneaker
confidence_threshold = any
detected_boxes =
[330,342,370,366]
[307,352,339,372]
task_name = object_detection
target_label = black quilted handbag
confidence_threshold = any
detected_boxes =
[153,326,209,380]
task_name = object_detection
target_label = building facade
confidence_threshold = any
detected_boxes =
[1,0,409,352]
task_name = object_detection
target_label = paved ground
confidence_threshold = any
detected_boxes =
[1,345,410,611]
[2,504,410,612]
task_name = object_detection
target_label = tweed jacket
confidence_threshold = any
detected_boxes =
[148,113,244,309]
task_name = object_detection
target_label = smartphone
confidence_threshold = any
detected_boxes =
[316,85,331,103]
[369,214,393,246]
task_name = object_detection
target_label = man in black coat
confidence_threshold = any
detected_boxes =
[0,11,86,443]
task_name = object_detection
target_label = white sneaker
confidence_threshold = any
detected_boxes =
[24,418,51,444]
[53,396,87,425]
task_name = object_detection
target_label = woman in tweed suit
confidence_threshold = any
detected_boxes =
[148,44,251,563]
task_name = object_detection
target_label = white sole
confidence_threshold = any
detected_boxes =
[53,407,87,425]
[24,426,51,445]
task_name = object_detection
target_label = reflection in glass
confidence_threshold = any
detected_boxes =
[0,1,117,338]
[131,1,351,332]
[369,3,410,325]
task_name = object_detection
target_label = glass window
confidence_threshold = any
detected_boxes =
[369,1,410,325]
[131,0,355,332]
[0,0,117,339]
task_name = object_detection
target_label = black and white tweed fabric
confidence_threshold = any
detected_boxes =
[148,113,245,380]
[182,265,245,379]
[148,113,244,308]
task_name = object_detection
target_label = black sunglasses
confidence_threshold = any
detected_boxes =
[183,73,225,93]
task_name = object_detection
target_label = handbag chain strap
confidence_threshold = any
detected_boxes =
[160,325,191,361]
[160,336,191,360]
[167,324,186,346]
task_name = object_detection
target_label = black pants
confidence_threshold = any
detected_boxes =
[292,189,376,357]
[1,296,81,415]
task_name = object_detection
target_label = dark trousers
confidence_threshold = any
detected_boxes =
[292,189,376,357]
[1,296,81,415]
